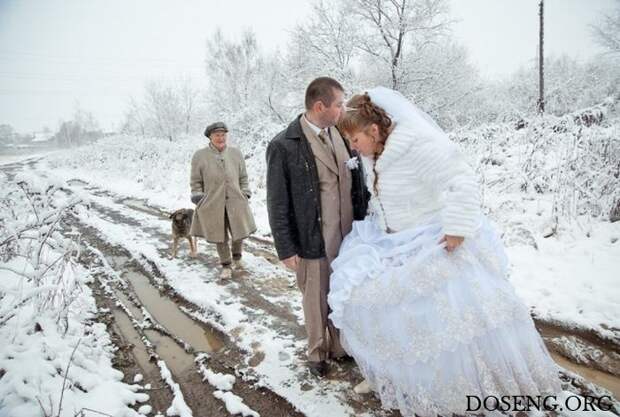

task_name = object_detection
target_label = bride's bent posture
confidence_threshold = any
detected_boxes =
[327,87,561,417]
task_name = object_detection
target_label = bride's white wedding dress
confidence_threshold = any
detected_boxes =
[327,88,561,417]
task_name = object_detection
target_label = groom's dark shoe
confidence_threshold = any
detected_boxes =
[332,354,354,364]
[308,361,329,377]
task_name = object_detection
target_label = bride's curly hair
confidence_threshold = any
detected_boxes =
[337,92,392,193]
[338,93,392,154]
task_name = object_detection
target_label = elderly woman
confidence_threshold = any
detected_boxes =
[190,122,256,278]
[327,88,561,417]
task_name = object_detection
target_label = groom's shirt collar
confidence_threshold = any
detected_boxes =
[302,113,323,136]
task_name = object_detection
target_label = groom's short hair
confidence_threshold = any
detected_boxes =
[305,77,344,110]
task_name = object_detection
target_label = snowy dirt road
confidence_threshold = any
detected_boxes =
[3,158,619,417]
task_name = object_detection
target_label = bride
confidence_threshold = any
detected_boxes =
[327,87,561,417]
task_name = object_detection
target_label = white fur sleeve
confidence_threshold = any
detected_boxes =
[415,139,481,238]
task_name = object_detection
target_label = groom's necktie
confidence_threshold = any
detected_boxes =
[319,129,336,159]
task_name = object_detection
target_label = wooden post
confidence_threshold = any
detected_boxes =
[538,0,545,114]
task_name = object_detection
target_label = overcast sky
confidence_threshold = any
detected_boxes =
[0,0,615,132]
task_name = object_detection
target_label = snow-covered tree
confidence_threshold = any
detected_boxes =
[288,0,360,89]
[53,108,102,147]
[121,97,147,137]
[121,77,203,141]
[0,124,15,145]
[203,29,288,157]
[350,0,452,91]
[493,55,618,121]
[143,80,184,141]
[205,29,266,116]
[591,0,620,55]
[287,0,477,129]
[399,40,481,129]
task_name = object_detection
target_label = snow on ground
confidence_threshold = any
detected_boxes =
[213,391,259,417]
[158,361,192,417]
[59,175,368,417]
[0,148,61,166]
[0,265,149,417]
[0,173,149,417]
[197,358,235,391]
[509,220,620,343]
[198,354,258,417]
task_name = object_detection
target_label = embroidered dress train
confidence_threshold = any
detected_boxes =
[327,87,561,417]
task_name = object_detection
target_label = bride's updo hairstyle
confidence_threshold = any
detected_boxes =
[338,92,393,194]
[337,92,392,157]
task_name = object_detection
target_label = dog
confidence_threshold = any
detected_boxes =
[169,208,197,258]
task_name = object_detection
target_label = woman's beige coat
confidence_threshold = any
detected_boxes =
[189,144,256,243]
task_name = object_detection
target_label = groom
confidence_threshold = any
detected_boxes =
[266,77,369,377]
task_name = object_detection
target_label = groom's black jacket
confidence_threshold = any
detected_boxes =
[266,115,369,261]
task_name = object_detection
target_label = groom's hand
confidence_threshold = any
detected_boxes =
[282,255,300,271]
[441,235,464,252]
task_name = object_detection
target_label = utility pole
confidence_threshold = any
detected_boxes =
[537,0,545,114]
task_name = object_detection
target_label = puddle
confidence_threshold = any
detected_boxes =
[537,322,620,398]
[112,306,199,383]
[552,352,620,399]
[124,270,223,353]
[113,288,145,322]
[539,323,620,374]
[144,330,196,376]
[112,308,156,374]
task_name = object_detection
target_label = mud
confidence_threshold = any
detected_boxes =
[122,268,223,353]
[538,321,620,376]
[552,353,620,399]
[75,220,306,417]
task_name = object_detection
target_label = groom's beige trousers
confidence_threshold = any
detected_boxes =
[298,119,354,363]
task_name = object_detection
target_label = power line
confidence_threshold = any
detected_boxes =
[0,49,205,66]
[0,72,149,82]
[0,88,132,96]
[0,69,206,84]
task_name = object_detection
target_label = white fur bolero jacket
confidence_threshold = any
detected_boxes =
[363,121,481,238]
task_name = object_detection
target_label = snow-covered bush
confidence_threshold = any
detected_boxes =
[0,172,147,417]
[0,172,83,330]
[452,100,620,242]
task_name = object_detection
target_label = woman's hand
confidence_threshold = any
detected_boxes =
[441,235,464,252]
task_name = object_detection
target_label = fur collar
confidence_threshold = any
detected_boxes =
[375,122,416,173]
